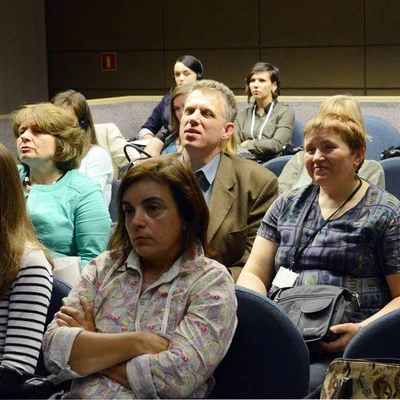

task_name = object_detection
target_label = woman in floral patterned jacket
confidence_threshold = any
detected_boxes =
[43,154,237,399]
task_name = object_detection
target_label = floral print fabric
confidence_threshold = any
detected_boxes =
[43,246,237,399]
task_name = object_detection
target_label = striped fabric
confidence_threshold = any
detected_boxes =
[0,247,52,373]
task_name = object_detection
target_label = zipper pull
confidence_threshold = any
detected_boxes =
[356,293,361,307]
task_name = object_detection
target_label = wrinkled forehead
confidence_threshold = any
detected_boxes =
[185,89,223,111]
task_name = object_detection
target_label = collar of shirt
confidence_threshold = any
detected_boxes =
[253,100,277,116]
[126,250,181,284]
[195,152,220,190]
[195,153,220,206]
[124,239,206,285]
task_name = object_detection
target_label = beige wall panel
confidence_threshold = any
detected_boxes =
[46,1,163,51]
[366,0,400,44]
[260,0,364,46]
[367,46,400,88]
[48,89,165,101]
[367,89,400,96]
[0,0,48,113]
[261,47,365,89]
[163,0,258,49]
[164,49,259,91]
[48,51,165,92]
[283,89,366,96]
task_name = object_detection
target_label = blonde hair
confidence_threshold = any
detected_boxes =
[318,94,371,141]
[222,135,237,155]
[12,102,88,172]
[0,143,52,298]
[169,84,193,134]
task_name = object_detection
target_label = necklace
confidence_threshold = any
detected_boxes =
[23,172,65,194]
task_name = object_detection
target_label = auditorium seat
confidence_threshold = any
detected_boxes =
[209,286,310,399]
[364,115,400,161]
[344,309,400,359]
[379,157,400,200]
[291,120,305,147]
[263,155,293,177]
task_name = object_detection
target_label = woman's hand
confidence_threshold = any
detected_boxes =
[56,297,96,332]
[315,323,360,353]
[136,331,170,355]
[99,333,170,389]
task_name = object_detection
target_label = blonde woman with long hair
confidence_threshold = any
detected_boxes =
[278,94,385,194]
[0,143,52,374]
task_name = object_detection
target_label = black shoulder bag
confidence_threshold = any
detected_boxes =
[270,181,362,343]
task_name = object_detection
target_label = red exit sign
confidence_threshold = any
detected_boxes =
[101,53,117,71]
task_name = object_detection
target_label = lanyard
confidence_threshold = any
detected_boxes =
[291,178,363,269]
[250,101,275,141]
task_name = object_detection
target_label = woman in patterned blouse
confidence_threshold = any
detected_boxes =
[238,112,400,390]
[43,154,237,399]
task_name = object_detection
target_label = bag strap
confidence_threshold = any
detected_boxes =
[123,143,152,162]
[292,179,362,269]
[122,143,153,176]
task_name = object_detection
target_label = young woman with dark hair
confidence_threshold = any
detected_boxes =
[234,61,295,162]
[137,55,204,140]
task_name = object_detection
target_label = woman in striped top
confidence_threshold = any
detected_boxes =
[0,143,53,374]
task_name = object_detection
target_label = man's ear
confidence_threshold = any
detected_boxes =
[221,122,234,140]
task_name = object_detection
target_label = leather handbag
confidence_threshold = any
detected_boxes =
[321,358,400,399]
[270,285,360,343]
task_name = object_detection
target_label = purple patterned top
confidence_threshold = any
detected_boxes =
[259,184,400,321]
[43,245,237,398]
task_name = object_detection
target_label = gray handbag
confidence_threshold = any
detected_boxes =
[271,284,360,343]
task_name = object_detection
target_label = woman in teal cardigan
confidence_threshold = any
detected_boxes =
[13,103,111,266]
